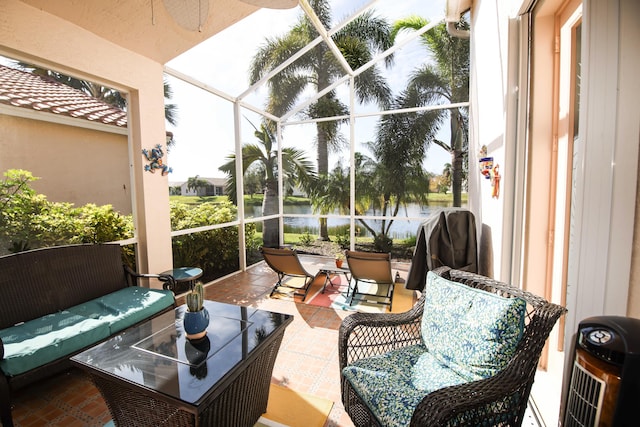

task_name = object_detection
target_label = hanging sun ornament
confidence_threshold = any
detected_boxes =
[142,144,172,176]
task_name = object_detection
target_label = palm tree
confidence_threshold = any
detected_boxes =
[186,175,208,194]
[442,162,453,190]
[219,120,315,248]
[313,133,432,252]
[249,0,394,239]
[392,17,470,206]
[364,94,439,250]
[163,78,178,127]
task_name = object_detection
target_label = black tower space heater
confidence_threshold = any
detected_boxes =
[562,316,640,427]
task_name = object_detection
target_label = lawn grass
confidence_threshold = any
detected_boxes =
[169,195,227,205]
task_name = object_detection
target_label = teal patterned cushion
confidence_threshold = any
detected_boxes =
[0,311,110,376]
[342,344,470,427]
[67,287,174,334]
[421,271,526,381]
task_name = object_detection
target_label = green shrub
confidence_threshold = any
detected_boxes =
[0,170,254,280]
[298,230,314,246]
[401,235,417,247]
[170,200,253,281]
[334,229,350,249]
[0,170,133,255]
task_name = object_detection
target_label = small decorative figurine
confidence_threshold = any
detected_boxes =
[142,144,172,176]
[490,164,501,199]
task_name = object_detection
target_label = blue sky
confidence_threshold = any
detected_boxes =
[164,0,450,183]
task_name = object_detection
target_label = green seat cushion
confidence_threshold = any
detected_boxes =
[421,271,526,381]
[0,311,110,376]
[342,344,469,427]
[67,287,174,334]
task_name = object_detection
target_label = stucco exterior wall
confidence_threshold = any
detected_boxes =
[468,0,515,280]
[471,0,640,314]
[0,115,132,214]
[0,0,172,278]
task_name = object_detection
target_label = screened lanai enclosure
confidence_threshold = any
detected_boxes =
[164,0,469,276]
[1,0,470,283]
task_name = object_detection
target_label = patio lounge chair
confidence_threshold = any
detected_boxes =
[339,267,567,427]
[345,250,395,311]
[260,247,317,301]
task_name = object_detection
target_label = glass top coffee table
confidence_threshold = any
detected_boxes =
[71,300,293,427]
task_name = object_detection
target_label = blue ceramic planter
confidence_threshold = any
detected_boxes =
[184,308,210,340]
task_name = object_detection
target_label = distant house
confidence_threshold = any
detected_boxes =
[0,64,133,214]
[169,177,227,197]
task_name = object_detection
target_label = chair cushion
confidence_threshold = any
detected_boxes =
[421,271,526,381]
[67,287,174,334]
[0,311,110,376]
[342,344,470,427]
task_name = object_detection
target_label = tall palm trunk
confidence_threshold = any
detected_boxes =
[317,128,330,241]
[262,180,279,247]
[451,110,464,207]
[317,130,329,176]
[316,73,330,241]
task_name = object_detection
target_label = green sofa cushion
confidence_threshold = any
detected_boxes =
[67,287,174,334]
[421,271,526,381]
[0,311,110,376]
[342,344,470,427]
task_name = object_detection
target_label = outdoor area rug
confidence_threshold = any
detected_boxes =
[272,271,416,314]
[307,273,415,313]
[268,275,316,300]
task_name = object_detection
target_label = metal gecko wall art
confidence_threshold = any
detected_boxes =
[142,144,172,176]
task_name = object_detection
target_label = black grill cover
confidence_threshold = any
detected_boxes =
[405,208,478,290]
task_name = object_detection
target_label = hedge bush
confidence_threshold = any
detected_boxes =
[1,170,255,281]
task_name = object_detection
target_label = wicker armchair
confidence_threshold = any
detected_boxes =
[339,267,567,427]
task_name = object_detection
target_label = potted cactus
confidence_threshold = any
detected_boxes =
[183,282,209,340]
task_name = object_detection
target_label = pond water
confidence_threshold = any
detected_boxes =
[249,201,466,239]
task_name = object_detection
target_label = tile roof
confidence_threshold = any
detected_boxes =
[0,65,127,128]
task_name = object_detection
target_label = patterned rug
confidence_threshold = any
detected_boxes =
[272,271,416,314]
[308,274,391,313]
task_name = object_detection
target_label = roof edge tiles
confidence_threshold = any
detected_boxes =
[0,64,127,128]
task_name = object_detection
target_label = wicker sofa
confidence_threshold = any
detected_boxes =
[0,244,177,427]
[339,267,567,427]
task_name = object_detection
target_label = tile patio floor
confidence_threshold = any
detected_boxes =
[6,255,414,427]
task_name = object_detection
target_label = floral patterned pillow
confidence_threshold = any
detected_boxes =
[421,271,526,381]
